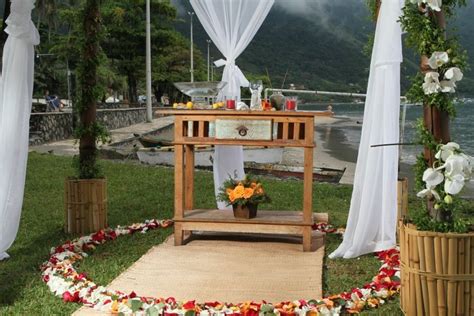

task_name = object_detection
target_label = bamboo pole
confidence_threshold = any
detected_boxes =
[417,235,429,314]
[424,236,438,315]
[399,223,406,310]
[465,237,471,314]
[434,236,447,315]
[447,238,458,315]
[468,237,474,315]
[413,233,424,315]
[457,238,465,314]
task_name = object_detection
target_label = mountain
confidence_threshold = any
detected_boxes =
[173,0,474,96]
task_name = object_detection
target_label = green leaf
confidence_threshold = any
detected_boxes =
[260,304,274,313]
[131,299,143,312]
[184,311,196,316]
[146,306,160,316]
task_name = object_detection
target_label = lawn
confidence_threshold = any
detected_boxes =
[0,153,402,315]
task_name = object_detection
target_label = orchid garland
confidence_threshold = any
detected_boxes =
[41,220,400,315]
[416,143,473,231]
[399,0,471,231]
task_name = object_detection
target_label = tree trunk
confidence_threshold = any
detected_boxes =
[79,0,100,178]
[127,74,138,104]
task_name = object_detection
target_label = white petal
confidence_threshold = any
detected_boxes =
[431,189,441,201]
[445,67,463,82]
[423,168,444,187]
[428,52,448,69]
[417,188,430,198]
[445,174,465,195]
[444,155,465,176]
[440,80,456,93]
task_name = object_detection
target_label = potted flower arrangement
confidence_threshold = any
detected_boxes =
[397,0,474,314]
[217,175,270,219]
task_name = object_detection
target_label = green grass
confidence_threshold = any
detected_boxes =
[0,153,402,315]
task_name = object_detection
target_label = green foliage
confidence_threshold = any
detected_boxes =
[217,174,271,207]
[365,0,379,21]
[414,153,429,191]
[410,203,471,233]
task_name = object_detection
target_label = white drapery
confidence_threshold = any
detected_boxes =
[0,0,40,261]
[190,0,274,209]
[330,0,403,259]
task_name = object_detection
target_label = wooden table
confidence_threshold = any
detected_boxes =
[157,109,327,251]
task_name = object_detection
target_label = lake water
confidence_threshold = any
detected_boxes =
[300,100,474,165]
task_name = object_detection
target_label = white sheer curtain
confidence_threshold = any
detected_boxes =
[190,0,274,209]
[330,0,403,259]
[0,0,40,261]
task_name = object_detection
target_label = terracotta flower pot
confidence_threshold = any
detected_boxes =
[232,203,258,219]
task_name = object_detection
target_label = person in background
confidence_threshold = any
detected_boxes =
[160,93,170,107]
[327,104,334,116]
[45,90,64,112]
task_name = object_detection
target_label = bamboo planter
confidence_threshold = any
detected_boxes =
[400,223,474,315]
[64,178,108,235]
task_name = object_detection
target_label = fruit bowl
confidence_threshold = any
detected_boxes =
[173,81,227,98]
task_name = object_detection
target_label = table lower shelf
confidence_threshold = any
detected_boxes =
[173,209,328,251]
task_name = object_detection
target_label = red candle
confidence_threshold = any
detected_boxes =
[226,99,236,110]
[286,99,296,111]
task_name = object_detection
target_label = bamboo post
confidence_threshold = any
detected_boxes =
[457,238,465,314]
[434,236,447,315]
[417,234,429,314]
[447,238,458,315]
[424,236,438,315]
[469,237,474,315]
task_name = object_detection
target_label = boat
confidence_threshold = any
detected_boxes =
[243,161,346,183]
[135,134,173,148]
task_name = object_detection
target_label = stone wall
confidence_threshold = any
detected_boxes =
[29,107,159,145]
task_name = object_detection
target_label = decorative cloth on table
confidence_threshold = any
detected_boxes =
[0,0,39,260]
[190,0,274,209]
[330,0,403,259]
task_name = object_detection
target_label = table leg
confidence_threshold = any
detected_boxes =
[303,226,312,252]
[174,222,184,246]
[185,145,195,211]
[303,145,314,251]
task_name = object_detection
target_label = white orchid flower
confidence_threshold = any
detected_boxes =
[422,167,444,187]
[426,0,442,11]
[435,142,460,161]
[445,173,465,195]
[440,80,456,93]
[423,72,441,95]
[442,154,466,176]
[428,51,449,69]
[417,187,441,201]
[410,0,442,11]
[444,67,463,82]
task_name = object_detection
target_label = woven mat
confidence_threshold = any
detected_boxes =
[74,233,324,315]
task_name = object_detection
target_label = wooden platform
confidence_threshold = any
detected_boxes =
[73,233,325,315]
[176,210,328,236]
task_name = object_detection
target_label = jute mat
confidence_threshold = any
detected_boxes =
[74,233,324,315]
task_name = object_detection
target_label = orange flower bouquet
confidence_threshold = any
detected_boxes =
[217,175,271,219]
